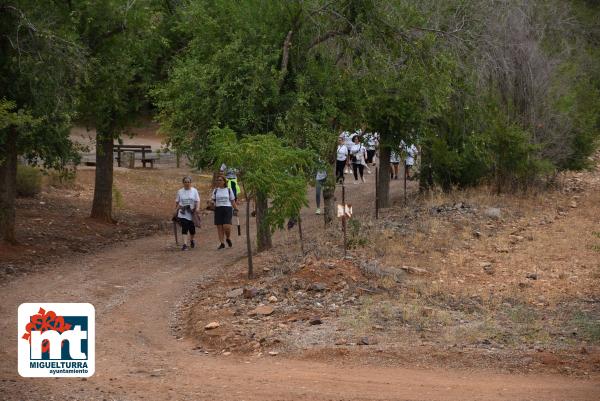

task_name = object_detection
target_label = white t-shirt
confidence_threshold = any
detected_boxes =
[365,133,378,150]
[212,187,235,207]
[316,170,327,181]
[350,144,366,164]
[176,187,200,220]
[405,144,418,166]
[340,131,352,148]
[336,145,349,161]
[390,151,400,164]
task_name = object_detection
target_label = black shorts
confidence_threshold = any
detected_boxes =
[366,149,376,163]
[214,206,233,225]
[179,217,195,235]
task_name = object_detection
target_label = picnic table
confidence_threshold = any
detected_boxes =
[114,144,157,168]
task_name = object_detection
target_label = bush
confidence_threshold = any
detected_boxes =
[16,165,42,197]
[47,168,77,189]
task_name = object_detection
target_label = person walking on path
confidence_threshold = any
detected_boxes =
[175,176,200,251]
[390,149,401,180]
[350,135,367,184]
[365,132,378,170]
[211,175,238,249]
[220,163,241,200]
[404,143,418,180]
[315,168,327,214]
[336,136,349,184]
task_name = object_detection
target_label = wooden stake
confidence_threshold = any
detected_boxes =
[375,166,379,219]
[342,184,347,258]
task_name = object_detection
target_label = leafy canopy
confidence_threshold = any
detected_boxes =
[209,127,312,230]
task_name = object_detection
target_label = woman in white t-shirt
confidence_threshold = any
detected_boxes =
[175,176,200,251]
[211,175,238,249]
[404,143,418,180]
[350,135,367,184]
[335,136,349,184]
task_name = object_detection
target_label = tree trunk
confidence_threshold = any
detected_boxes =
[0,127,18,244]
[377,145,391,208]
[419,141,434,192]
[91,131,115,222]
[255,190,272,252]
[322,179,336,227]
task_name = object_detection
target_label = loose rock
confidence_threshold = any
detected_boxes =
[204,322,220,330]
[400,266,429,275]
[484,207,502,220]
[308,282,327,292]
[226,288,243,298]
[309,316,323,325]
[249,305,275,316]
[243,287,258,299]
[358,337,378,345]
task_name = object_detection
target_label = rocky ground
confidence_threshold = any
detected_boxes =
[181,156,600,377]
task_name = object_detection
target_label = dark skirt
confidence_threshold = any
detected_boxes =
[214,206,233,225]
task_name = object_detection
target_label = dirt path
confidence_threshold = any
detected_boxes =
[1,177,599,400]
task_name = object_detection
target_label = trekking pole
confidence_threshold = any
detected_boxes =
[403,163,407,205]
[342,184,347,259]
[375,166,379,219]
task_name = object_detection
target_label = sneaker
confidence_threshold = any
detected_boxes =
[190,240,195,249]
[315,208,321,215]
[361,177,365,183]
[226,238,232,248]
[354,180,359,185]
[182,244,188,251]
[218,243,225,249]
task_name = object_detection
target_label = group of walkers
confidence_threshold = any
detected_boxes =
[335,131,418,184]
[174,131,418,250]
[174,172,238,251]
[335,131,377,185]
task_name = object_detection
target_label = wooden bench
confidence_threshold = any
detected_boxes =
[114,144,155,168]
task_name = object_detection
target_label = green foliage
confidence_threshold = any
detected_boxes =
[572,311,600,343]
[47,168,77,189]
[16,165,42,198]
[112,185,124,211]
[209,127,312,231]
[75,0,170,137]
[0,2,83,170]
[347,219,368,249]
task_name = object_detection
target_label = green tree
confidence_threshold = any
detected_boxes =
[0,1,83,243]
[73,0,169,221]
[209,128,311,278]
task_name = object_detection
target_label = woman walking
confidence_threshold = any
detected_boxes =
[175,176,200,251]
[335,136,349,184]
[315,168,327,214]
[350,135,367,184]
[211,175,238,249]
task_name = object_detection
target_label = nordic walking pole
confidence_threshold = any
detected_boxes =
[403,162,407,205]
[342,184,347,259]
[375,166,379,219]
[172,218,179,245]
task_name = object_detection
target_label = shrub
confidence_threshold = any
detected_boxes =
[16,165,42,197]
[47,168,77,189]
